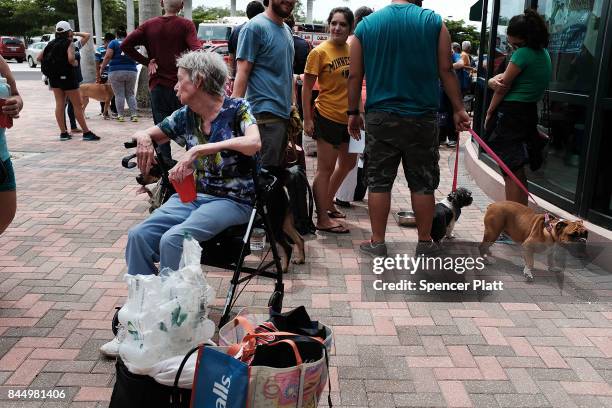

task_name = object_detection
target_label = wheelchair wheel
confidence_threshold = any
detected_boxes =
[111,307,121,336]
[268,291,283,313]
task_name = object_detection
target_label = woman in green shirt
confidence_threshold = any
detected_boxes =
[485,9,551,204]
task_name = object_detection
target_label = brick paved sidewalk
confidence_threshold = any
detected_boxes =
[1,81,612,408]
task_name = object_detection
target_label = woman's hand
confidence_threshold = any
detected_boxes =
[168,147,199,184]
[1,95,23,118]
[488,74,507,92]
[135,133,157,176]
[348,114,364,140]
[303,118,314,137]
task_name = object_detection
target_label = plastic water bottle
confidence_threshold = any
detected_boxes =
[0,77,9,98]
[0,77,12,130]
[250,228,266,252]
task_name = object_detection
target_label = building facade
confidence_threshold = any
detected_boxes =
[472,0,612,229]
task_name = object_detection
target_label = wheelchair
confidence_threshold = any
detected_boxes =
[117,140,285,330]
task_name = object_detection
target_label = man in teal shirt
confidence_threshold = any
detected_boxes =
[348,0,471,257]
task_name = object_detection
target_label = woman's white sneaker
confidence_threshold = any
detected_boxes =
[99,337,120,358]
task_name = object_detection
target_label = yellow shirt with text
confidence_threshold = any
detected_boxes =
[304,40,350,124]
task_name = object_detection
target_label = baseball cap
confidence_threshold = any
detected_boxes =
[56,21,73,33]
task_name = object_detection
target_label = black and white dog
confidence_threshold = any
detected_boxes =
[431,188,473,243]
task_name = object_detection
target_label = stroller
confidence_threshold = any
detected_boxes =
[118,141,285,328]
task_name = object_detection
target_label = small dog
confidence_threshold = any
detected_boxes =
[431,187,473,242]
[79,83,114,118]
[479,201,588,281]
[265,169,306,272]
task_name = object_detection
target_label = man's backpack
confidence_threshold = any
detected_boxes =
[41,39,71,78]
[285,164,316,236]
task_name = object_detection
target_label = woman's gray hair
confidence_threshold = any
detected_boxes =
[462,41,472,51]
[176,50,228,97]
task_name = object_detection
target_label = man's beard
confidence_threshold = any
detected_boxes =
[271,1,294,18]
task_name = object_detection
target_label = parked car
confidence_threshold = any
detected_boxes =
[207,43,231,68]
[0,36,26,62]
[40,33,54,43]
[197,22,234,48]
[26,42,47,68]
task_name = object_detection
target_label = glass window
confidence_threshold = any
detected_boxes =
[538,0,604,94]
[527,100,587,201]
[497,0,528,64]
[609,56,612,96]
[591,111,612,217]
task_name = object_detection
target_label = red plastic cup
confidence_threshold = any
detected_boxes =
[0,99,13,129]
[171,172,197,203]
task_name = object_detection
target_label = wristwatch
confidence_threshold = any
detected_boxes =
[346,109,360,116]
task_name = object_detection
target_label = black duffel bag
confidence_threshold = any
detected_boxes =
[109,358,191,408]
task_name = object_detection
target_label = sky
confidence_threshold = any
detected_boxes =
[193,0,480,24]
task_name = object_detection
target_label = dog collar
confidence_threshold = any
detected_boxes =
[440,198,453,210]
[544,213,554,234]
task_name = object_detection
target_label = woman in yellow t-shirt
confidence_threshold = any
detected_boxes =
[302,7,355,234]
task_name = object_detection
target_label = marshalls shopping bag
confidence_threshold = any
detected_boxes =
[190,347,248,408]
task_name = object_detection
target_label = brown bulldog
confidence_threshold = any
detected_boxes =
[479,201,588,281]
[79,83,114,118]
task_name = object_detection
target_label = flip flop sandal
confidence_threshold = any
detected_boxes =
[316,224,350,234]
[334,199,352,208]
[327,209,346,219]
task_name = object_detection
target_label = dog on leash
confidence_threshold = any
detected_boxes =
[479,201,588,281]
[264,169,306,272]
[431,187,473,242]
[79,83,114,118]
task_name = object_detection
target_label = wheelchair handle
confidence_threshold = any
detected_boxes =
[122,153,137,169]
[124,138,137,149]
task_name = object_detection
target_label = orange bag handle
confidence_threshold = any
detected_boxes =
[228,329,325,359]
[271,339,303,365]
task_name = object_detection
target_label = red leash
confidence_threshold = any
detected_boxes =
[451,139,460,192]
[450,129,540,207]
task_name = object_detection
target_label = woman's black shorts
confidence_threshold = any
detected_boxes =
[487,101,539,172]
[49,74,79,91]
[313,108,350,148]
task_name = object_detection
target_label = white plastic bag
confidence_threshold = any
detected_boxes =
[118,236,216,374]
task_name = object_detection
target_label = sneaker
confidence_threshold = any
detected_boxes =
[59,132,71,141]
[99,337,120,358]
[130,115,139,123]
[116,115,125,122]
[359,241,388,257]
[82,131,100,141]
[415,240,440,257]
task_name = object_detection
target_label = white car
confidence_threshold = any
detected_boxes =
[26,42,47,68]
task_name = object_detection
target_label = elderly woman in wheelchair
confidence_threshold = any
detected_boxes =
[100,51,261,357]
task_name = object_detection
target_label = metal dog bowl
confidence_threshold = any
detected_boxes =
[396,211,417,227]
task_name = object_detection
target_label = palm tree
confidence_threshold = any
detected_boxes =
[184,0,192,20]
[126,0,135,33]
[76,0,96,83]
[93,0,102,45]
[231,0,236,17]
[135,0,162,110]
[306,0,313,23]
